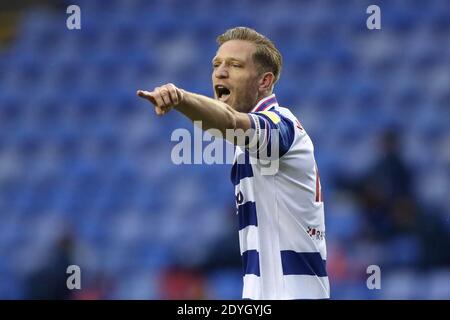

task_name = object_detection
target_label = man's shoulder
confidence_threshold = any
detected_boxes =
[250,106,297,127]
[273,106,297,121]
[272,106,310,137]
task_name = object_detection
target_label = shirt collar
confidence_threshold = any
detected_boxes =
[251,94,278,112]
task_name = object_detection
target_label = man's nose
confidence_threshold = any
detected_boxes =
[214,64,228,79]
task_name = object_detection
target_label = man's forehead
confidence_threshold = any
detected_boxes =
[213,40,256,62]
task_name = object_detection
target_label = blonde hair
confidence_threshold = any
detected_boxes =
[217,27,283,84]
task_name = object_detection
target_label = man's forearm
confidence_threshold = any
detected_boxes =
[175,91,249,135]
[137,84,252,138]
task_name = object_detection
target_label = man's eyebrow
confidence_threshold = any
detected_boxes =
[228,57,244,63]
[212,57,245,64]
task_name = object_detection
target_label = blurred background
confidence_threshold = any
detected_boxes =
[0,0,449,299]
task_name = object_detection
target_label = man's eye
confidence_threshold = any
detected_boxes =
[232,64,241,68]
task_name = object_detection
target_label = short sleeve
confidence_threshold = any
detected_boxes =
[245,110,295,159]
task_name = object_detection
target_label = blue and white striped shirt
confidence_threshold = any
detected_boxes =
[231,94,329,300]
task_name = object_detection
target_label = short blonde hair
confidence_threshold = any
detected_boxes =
[217,27,283,84]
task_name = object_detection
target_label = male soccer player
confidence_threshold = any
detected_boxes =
[137,27,329,300]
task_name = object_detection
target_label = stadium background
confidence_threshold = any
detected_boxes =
[0,0,449,299]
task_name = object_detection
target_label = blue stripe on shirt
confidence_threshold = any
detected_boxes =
[242,250,260,276]
[238,201,258,230]
[230,152,253,186]
[281,251,327,277]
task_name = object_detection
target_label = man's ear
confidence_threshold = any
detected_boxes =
[258,72,275,92]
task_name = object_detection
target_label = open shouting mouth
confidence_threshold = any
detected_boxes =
[215,84,231,102]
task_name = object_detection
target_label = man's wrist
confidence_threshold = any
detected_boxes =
[174,89,188,111]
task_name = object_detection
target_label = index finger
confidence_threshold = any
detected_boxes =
[137,90,157,105]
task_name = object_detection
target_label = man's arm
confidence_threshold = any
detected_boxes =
[137,83,251,140]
